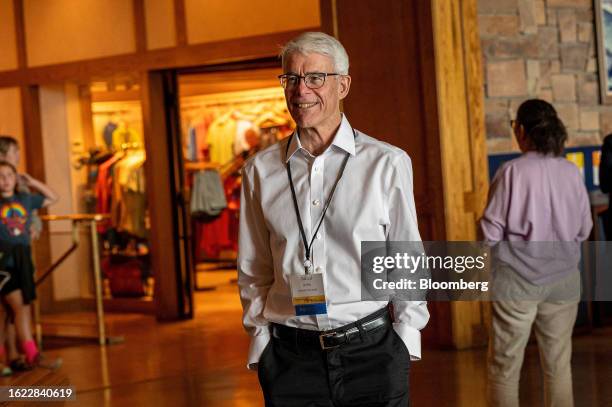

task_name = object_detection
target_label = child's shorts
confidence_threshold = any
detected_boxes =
[0,245,36,304]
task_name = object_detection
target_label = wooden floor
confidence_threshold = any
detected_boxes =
[2,272,611,406]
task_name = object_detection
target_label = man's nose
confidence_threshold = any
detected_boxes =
[295,77,311,94]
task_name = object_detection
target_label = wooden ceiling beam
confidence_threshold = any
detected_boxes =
[0,28,315,87]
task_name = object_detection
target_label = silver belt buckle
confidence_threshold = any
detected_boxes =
[319,332,341,350]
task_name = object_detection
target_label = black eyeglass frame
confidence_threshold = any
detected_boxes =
[278,72,341,89]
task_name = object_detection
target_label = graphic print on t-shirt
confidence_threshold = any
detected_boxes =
[0,202,28,237]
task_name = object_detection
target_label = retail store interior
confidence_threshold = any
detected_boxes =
[0,0,610,406]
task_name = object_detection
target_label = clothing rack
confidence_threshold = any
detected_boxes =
[185,154,245,180]
[184,161,221,171]
[180,87,285,110]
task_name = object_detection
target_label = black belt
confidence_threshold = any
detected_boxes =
[271,307,390,350]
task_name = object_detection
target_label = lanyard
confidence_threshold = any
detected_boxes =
[285,129,356,274]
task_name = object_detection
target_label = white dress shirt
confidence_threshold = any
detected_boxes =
[238,115,429,369]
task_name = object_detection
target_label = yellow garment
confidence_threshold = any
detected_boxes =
[111,127,142,150]
[207,116,236,165]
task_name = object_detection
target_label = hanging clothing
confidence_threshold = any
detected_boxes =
[111,127,141,150]
[112,150,147,238]
[196,210,232,259]
[186,126,197,161]
[95,152,124,232]
[185,114,215,162]
[103,122,118,149]
[190,169,227,219]
[195,119,211,161]
[207,116,236,164]
[194,173,240,260]
[234,120,255,156]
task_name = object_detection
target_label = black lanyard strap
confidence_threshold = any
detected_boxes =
[285,129,356,272]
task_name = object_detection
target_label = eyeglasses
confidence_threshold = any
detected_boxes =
[278,72,340,90]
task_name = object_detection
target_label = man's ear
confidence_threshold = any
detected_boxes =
[338,75,351,100]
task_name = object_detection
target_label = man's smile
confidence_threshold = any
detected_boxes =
[293,102,319,109]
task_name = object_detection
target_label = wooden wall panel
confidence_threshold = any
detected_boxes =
[145,0,176,50]
[322,0,449,348]
[433,0,475,241]
[0,87,25,166]
[185,0,320,44]
[13,0,27,68]
[330,0,446,241]
[322,0,488,349]
[133,0,147,53]
[21,85,54,310]
[0,0,18,71]
[174,0,188,46]
[461,0,489,222]
[431,0,488,349]
[23,0,136,67]
[39,84,87,301]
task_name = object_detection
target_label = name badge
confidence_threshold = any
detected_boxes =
[290,273,328,316]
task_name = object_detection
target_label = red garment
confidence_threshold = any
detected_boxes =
[196,210,232,259]
[225,176,240,249]
[95,153,123,232]
[194,174,241,260]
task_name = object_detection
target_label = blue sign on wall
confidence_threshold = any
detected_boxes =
[488,146,603,191]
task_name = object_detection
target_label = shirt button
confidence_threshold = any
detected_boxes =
[313,200,320,206]
[315,266,323,273]
[316,233,322,240]
[313,167,320,173]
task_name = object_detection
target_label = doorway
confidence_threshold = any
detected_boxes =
[163,59,293,311]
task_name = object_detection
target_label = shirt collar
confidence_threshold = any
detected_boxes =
[285,114,356,162]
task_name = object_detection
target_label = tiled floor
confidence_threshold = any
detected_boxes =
[2,272,611,406]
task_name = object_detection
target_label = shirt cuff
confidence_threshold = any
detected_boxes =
[246,331,271,370]
[392,322,422,361]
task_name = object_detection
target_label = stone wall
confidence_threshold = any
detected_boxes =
[479,0,609,153]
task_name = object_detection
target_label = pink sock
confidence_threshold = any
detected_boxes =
[22,340,38,364]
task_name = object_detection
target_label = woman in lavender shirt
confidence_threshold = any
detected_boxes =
[481,99,593,407]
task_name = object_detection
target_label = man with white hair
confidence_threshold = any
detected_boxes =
[238,31,429,406]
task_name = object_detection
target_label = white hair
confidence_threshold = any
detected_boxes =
[280,32,349,75]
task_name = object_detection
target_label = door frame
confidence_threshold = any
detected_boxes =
[145,57,282,319]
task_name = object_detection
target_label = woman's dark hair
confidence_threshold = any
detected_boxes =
[516,99,567,156]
